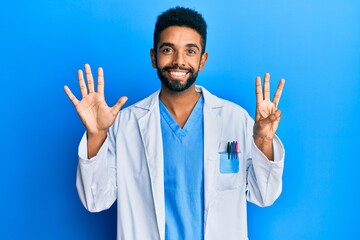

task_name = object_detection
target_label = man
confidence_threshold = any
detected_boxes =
[64,7,285,240]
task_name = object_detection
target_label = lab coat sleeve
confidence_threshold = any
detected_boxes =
[246,134,285,207]
[76,128,117,212]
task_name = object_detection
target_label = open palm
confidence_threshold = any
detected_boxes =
[64,64,127,135]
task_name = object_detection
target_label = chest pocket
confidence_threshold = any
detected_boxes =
[219,153,239,173]
[216,142,241,191]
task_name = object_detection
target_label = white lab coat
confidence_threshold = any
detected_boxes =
[76,86,284,240]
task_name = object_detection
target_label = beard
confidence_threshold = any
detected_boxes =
[157,65,199,92]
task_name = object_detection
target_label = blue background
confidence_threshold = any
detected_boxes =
[1,0,359,239]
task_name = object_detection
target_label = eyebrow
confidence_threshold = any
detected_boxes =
[158,42,201,51]
[158,42,174,49]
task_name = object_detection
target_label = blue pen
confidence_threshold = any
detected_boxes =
[232,141,235,159]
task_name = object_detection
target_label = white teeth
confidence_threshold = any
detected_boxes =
[170,71,186,77]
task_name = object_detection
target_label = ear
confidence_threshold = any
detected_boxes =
[199,52,208,71]
[150,48,157,68]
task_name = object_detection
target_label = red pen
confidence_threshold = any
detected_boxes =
[235,141,238,159]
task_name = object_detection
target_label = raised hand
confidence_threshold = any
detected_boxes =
[64,64,127,158]
[253,73,285,160]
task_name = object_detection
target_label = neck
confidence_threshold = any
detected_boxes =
[159,84,200,128]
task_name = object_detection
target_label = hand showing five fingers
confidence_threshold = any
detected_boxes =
[64,64,128,135]
[253,73,285,159]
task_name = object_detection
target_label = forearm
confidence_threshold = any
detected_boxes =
[253,136,274,161]
[247,136,284,206]
[87,130,107,158]
[77,132,117,212]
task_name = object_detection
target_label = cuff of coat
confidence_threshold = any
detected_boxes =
[251,135,285,165]
[78,132,110,164]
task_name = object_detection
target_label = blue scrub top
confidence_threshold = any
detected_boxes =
[160,95,204,240]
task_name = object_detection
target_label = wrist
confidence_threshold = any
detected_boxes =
[253,135,272,146]
[87,129,107,140]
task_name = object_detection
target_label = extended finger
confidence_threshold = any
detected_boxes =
[64,85,80,106]
[77,69,87,98]
[97,67,104,93]
[264,73,270,101]
[85,63,95,93]
[255,76,263,105]
[272,79,285,109]
[110,96,128,116]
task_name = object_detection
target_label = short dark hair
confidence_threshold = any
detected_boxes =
[153,7,207,54]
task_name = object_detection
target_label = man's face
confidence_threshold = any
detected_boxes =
[150,26,208,92]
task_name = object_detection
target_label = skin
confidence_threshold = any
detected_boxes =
[150,26,208,128]
[64,26,285,160]
[253,73,285,160]
[64,64,128,158]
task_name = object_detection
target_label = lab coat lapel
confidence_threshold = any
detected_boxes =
[201,86,223,227]
[137,91,165,240]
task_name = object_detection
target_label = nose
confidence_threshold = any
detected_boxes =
[172,52,186,66]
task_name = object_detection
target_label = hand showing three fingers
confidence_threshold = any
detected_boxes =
[253,73,285,159]
[64,64,128,135]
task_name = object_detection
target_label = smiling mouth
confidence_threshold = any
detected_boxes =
[168,70,188,79]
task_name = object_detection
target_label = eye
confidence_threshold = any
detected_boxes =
[162,47,173,54]
[187,48,197,55]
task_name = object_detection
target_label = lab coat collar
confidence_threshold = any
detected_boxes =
[133,85,224,110]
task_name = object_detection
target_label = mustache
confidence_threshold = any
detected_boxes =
[162,65,194,74]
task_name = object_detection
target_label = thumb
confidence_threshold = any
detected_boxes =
[269,109,282,122]
[110,96,128,115]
